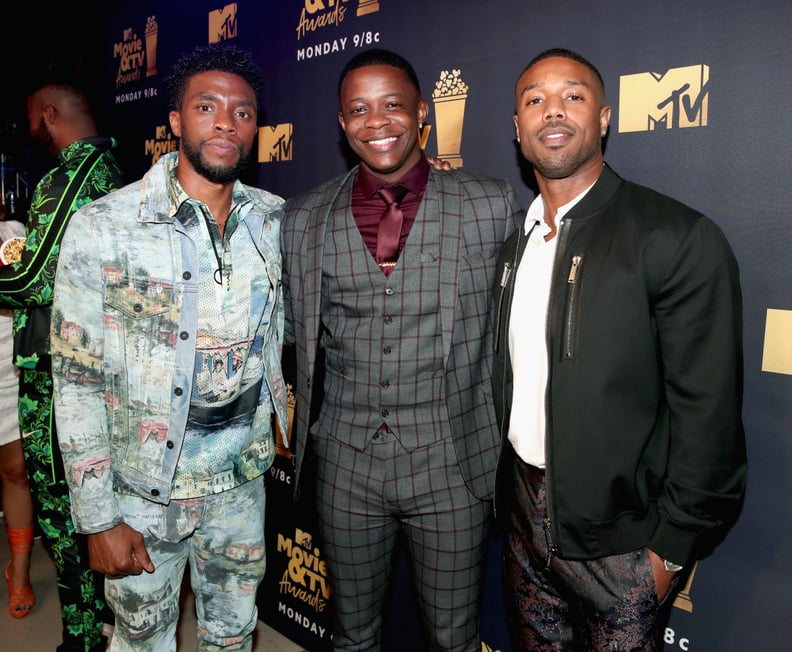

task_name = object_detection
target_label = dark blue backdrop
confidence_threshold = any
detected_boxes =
[94,2,791,650]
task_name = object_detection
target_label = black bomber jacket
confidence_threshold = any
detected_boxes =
[492,164,747,568]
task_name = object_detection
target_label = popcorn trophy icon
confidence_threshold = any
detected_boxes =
[672,561,698,613]
[432,69,468,168]
[357,0,380,15]
[145,16,158,77]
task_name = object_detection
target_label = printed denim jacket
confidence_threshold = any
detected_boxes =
[51,152,289,533]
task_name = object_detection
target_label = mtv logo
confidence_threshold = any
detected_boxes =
[618,64,709,133]
[418,123,432,150]
[295,528,312,548]
[258,124,294,163]
[763,309,792,375]
[209,3,237,43]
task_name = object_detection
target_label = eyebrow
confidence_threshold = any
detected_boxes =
[519,79,590,97]
[192,91,256,107]
[343,92,405,104]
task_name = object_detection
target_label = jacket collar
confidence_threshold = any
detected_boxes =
[560,163,624,223]
[136,152,275,226]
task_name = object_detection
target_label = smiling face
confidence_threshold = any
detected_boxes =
[513,56,611,185]
[169,70,258,185]
[338,64,428,184]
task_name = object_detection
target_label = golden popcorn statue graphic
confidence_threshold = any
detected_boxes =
[432,69,469,168]
[357,0,380,16]
[145,16,158,77]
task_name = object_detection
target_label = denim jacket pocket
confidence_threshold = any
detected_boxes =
[104,277,175,319]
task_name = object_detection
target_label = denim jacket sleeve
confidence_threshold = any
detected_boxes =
[51,193,124,533]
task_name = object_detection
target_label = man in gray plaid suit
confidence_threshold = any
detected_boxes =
[280,48,522,651]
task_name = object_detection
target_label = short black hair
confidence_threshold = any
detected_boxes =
[518,48,605,97]
[164,44,265,112]
[28,78,92,110]
[337,48,421,98]
[27,74,88,100]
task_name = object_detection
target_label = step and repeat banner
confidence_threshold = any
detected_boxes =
[98,1,789,650]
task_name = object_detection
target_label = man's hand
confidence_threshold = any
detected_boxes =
[426,155,452,171]
[647,548,677,602]
[88,523,155,577]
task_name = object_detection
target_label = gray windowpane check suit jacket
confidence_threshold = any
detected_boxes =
[281,163,523,502]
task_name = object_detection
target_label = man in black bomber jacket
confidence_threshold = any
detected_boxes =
[492,48,746,651]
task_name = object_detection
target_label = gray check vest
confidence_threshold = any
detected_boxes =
[317,197,452,450]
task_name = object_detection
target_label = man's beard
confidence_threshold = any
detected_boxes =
[532,152,585,180]
[529,123,601,180]
[32,117,54,153]
[181,138,250,184]
[531,145,602,180]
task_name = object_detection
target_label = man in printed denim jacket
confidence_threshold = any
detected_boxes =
[50,44,288,650]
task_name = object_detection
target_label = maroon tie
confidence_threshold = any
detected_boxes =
[376,185,408,272]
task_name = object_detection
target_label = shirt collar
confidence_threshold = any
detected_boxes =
[523,179,598,238]
[356,155,430,200]
[164,153,253,222]
[58,136,113,166]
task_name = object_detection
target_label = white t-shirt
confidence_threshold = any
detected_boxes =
[507,184,593,467]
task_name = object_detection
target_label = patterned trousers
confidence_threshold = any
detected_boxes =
[312,430,490,652]
[503,457,677,651]
[19,368,111,652]
[105,478,267,652]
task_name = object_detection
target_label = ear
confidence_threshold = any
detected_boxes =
[599,105,612,137]
[43,104,58,126]
[513,114,521,143]
[417,99,429,127]
[169,110,182,138]
[337,111,346,132]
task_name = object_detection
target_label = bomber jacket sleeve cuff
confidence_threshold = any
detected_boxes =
[648,520,698,568]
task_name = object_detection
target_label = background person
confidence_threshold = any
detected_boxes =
[51,44,288,650]
[0,213,35,619]
[281,48,523,651]
[0,79,124,649]
[492,48,747,650]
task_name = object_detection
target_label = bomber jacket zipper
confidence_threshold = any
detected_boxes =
[543,517,557,569]
[492,229,520,522]
[493,260,513,356]
[541,218,574,567]
[493,222,544,522]
[564,255,583,359]
[494,224,525,357]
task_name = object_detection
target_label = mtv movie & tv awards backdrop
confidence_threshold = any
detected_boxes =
[96,1,789,650]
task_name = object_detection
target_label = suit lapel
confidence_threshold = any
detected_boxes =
[305,169,356,376]
[430,170,463,362]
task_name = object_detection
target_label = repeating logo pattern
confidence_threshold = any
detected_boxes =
[209,3,238,42]
[259,124,294,163]
[432,69,469,168]
[618,64,709,132]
